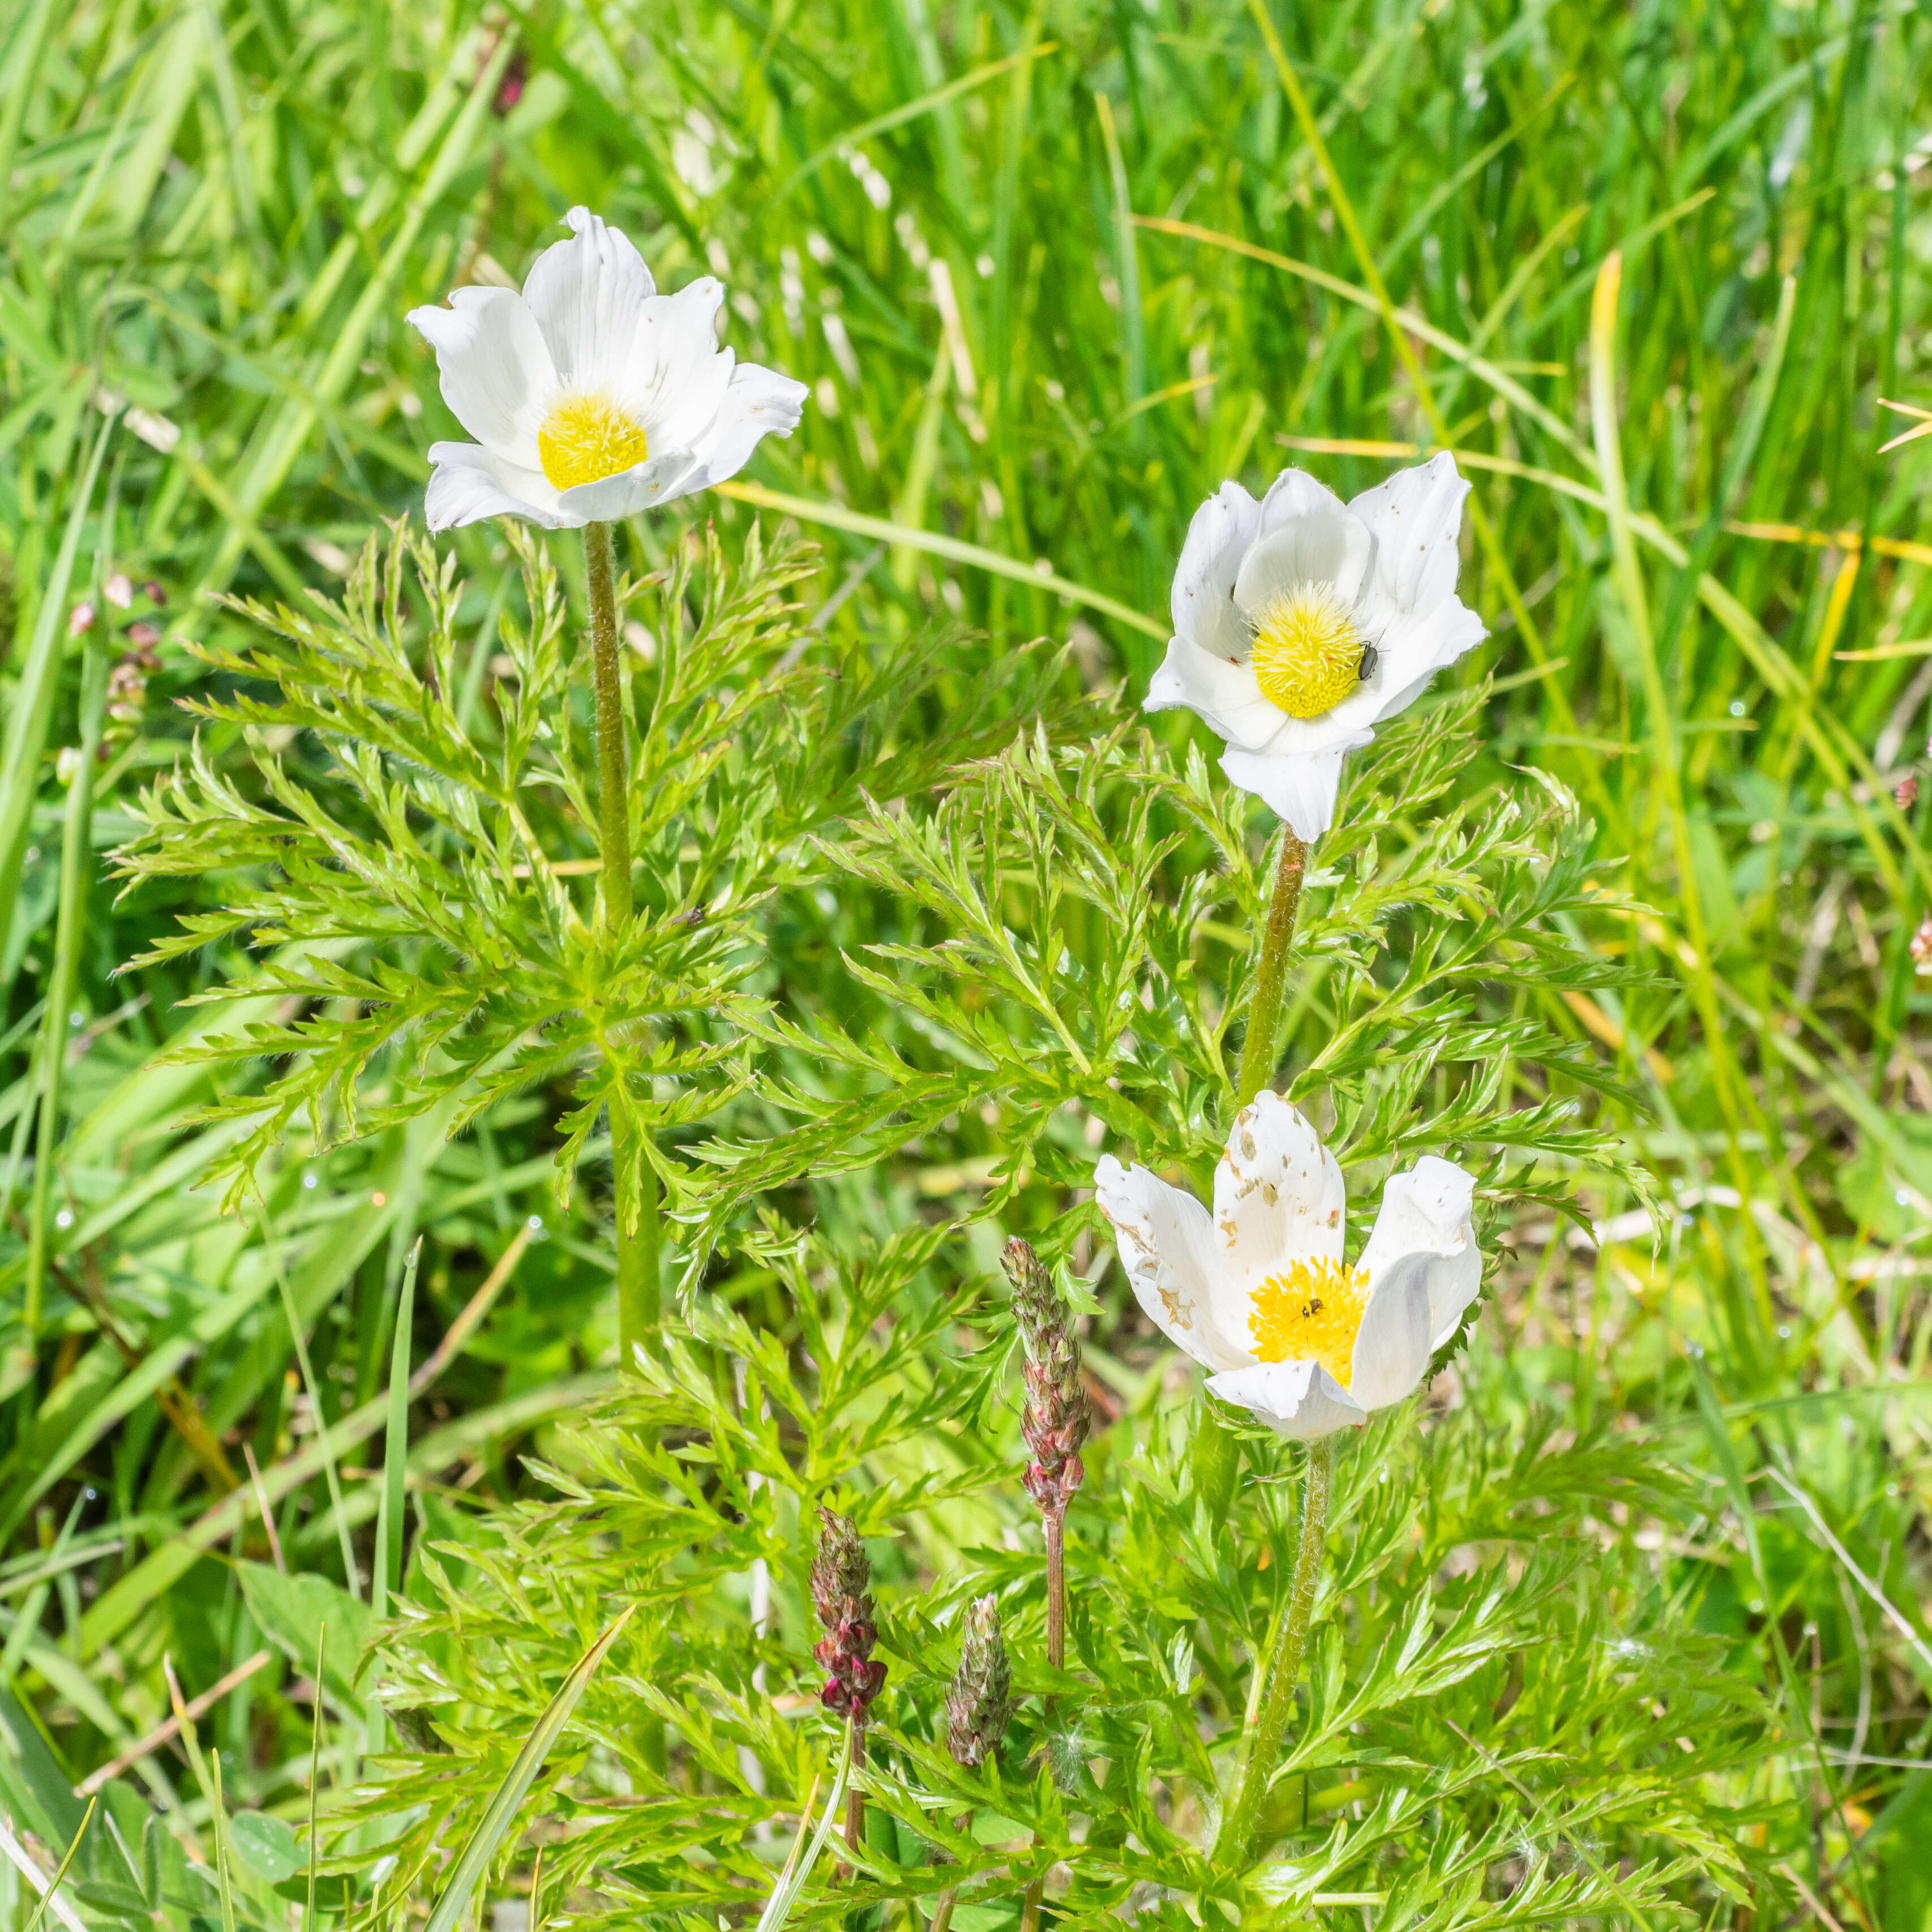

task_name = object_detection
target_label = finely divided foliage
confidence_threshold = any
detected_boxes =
[113,523,1086,1231]
[113,517,1728,1920]
[5,2,1931,1930]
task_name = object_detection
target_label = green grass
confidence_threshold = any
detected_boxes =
[2,0,1931,1925]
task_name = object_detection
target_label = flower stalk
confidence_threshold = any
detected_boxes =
[582,522,658,1355]
[1004,1240,1087,1932]
[1233,827,1306,1111]
[1215,1433,1333,1865]
[582,520,632,930]
[1001,1239,1090,1672]
[811,1508,886,1875]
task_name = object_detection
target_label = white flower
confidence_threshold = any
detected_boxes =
[1145,455,1485,841]
[407,208,808,532]
[1094,1093,1480,1441]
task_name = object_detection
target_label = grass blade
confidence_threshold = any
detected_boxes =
[711,480,1164,637]
[752,1732,851,1932]
[421,1606,636,1932]
[372,1236,420,1623]
[16,1794,93,1932]
[0,413,113,1016]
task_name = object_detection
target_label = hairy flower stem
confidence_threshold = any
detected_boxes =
[1233,828,1307,1111]
[1215,1434,1333,1866]
[583,524,656,1358]
[841,1715,866,1875]
[1018,1521,1064,1932]
[582,521,633,928]
[1045,1515,1066,1671]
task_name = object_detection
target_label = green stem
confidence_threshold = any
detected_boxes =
[582,520,633,929]
[1232,829,1307,1112]
[1214,1434,1333,1867]
[584,522,659,1360]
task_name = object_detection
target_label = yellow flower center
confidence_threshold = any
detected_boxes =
[537,391,649,492]
[1249,1258,1371,1387]
[1249,581,1368,718]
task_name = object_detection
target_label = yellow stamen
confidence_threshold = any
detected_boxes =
[537,392,649,492]
[1249,581,1366,718]
[1249,1258,1370,1387]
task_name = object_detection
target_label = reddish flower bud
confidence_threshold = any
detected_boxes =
[1002,1239,1090,1525]
[811,1507,886,1720]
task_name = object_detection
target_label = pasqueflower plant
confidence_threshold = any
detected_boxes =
[133,183,1729,1932]
[405,208,805,1355]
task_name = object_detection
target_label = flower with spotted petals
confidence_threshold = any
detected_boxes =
[1145,454,1485,841]
[408,208,806,531]
[1094,1093,1480,1440]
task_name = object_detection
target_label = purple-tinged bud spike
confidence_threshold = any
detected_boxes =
[1001,1239,1090,1525]
[812,1507,886,1720]
[945,1595,1012,1769]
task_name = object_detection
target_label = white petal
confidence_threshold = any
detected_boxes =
[408,288,555,463]
[1212,1093,1346,1298]
[555,449,706,522]
[522,206,658,393]
[1219,735,1370,841]
[1144,635,1288,752]
[422,442,573,530]
[1361,599,1487,725]
[1359,1155,1481,1350]
[1254,466,1349,537]
[682,358,811,489]
[1207,1359,1365,1440]
[1094,1155,1249,1373]
[627,279,733,445]
[1349,452,1470,620]
[1231,506,1376,616]
[1343,1258,1433,1410]
[1170,481,1261,658]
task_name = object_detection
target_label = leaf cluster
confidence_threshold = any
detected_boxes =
[348,1220,1767,1927]
[112,523,1096,1217]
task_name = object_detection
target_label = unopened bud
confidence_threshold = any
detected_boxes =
[128,622,162,648]
[1001,1239,1090,1523]
[945,1595,1012,1769]
[1913,916,1932,976]
[1897,775,1920,811]
[105,573,132,610]
[811,1507,886,1720]
[143,580,167,606]
[69,602,95,637]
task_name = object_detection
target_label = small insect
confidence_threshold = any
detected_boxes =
[1300,1297,1323,1319]
[1358,642,1380,682]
